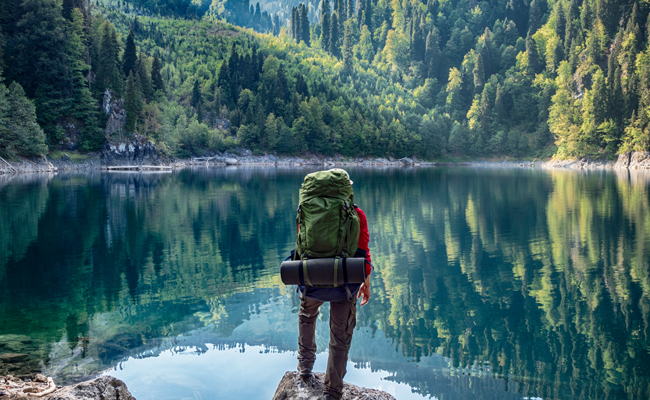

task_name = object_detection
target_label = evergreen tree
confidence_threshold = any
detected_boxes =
[0,25,4,77]
[11,0,70,145]
[123,29,137,77]
[555,2,566,42]
[411,21,425,62]
[347,0,355,20]
[136,53,153,102]
[321,0,331,53]
[291,7,297,40]
[124,71,142,133]
[342,20,354,74]
[581,0,593,31]
[330,12,341,58]
[192,79,201,108]
[596,0,617,36]
[300,4,310,46]
[480,28,494,76]
[473,52,485,88]
[295,74,309,97]
[526,29,542,74]
[217,60,232,107]
[363,0,371,32]
[357,24,375,61]
[151,54,164,93]
[425,29,442,80]
[98,21,123,98]
[529,0,541,33]
[0,82,48,157]
[67,8,101,150]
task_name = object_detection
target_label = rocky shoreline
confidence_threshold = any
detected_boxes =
[3,136,650,174]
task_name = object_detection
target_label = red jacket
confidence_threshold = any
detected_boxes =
[355,206,372,276]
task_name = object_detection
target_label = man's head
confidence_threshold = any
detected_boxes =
[329,168,353,185]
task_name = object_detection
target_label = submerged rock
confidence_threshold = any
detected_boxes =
[272,371,395,400]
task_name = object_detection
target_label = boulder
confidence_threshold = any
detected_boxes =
[272,371,395,400]
[44,376,136,400]
[629,152,650,169]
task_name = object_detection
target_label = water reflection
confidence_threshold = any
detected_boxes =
[2,168,650,399]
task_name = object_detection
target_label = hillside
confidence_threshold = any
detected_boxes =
[0,0,649,161]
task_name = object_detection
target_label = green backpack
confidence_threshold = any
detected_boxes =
[294,170,360,262]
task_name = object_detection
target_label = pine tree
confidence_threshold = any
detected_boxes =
[151,54,164,93]
[192,79,201,108]
[363,0,371,32]
[124,70,142,133]
[300,4,310,46]
[473,53,485,88]
[1,82,48,156]
[98,21,123,98]
[526,29,542,74]
[411,21,425,62]
[330,12,341,58]
[321,0,331,53]
[357,24,375,61]
[581,0,593,31]
[123,29,137,77]
[136,53,153,102]
[555,2,566,42]
[67,8,101,150]
[11,0,70,144]
[425,29,442,80]
[217,60,232,107]
[347,0,354,20]
[529,0,541,33]
[597,0,617,36]
[291,7,297,40]
[342,20,354,74]
[480,28,494,76]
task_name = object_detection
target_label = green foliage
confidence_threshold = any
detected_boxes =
[0,82,48,157]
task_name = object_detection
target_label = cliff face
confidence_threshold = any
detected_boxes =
[100,135,167,166]
[103,90,126,137]
[615,152,650,169]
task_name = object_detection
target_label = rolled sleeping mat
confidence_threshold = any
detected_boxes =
[281,257,366,286]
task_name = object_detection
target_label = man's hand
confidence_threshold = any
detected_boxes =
[358,277,370,306]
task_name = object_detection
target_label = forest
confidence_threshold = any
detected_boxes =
[0,0,649,160]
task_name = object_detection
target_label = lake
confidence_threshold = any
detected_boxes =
[1,166,650,400]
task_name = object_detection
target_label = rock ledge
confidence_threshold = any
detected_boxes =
[272,371,395,400]
[0,375,135,400]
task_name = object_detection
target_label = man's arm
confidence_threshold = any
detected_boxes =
[355,207,371,306]
[358,276,370,306]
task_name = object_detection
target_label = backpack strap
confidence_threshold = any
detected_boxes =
[298,259,305,286]
[342,257,349,285]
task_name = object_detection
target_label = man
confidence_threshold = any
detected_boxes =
[296,169,372,400]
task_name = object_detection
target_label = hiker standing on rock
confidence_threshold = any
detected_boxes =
[290,169,372,400]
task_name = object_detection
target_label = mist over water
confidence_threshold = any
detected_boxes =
[2,167,650,399]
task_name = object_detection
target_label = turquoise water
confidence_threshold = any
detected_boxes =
[2,167,650,399]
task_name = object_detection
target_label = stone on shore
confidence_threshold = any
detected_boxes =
[0,375,135,400]
[272,371,395,400]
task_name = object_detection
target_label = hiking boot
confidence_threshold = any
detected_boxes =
[299,372,313,383]
[323,393,341,400]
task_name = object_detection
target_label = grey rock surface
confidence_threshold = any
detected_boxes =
[43,376,135,400]
[100,135,165,166]
[271,371,395,400]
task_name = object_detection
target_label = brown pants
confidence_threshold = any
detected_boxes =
[298,294,357,399]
